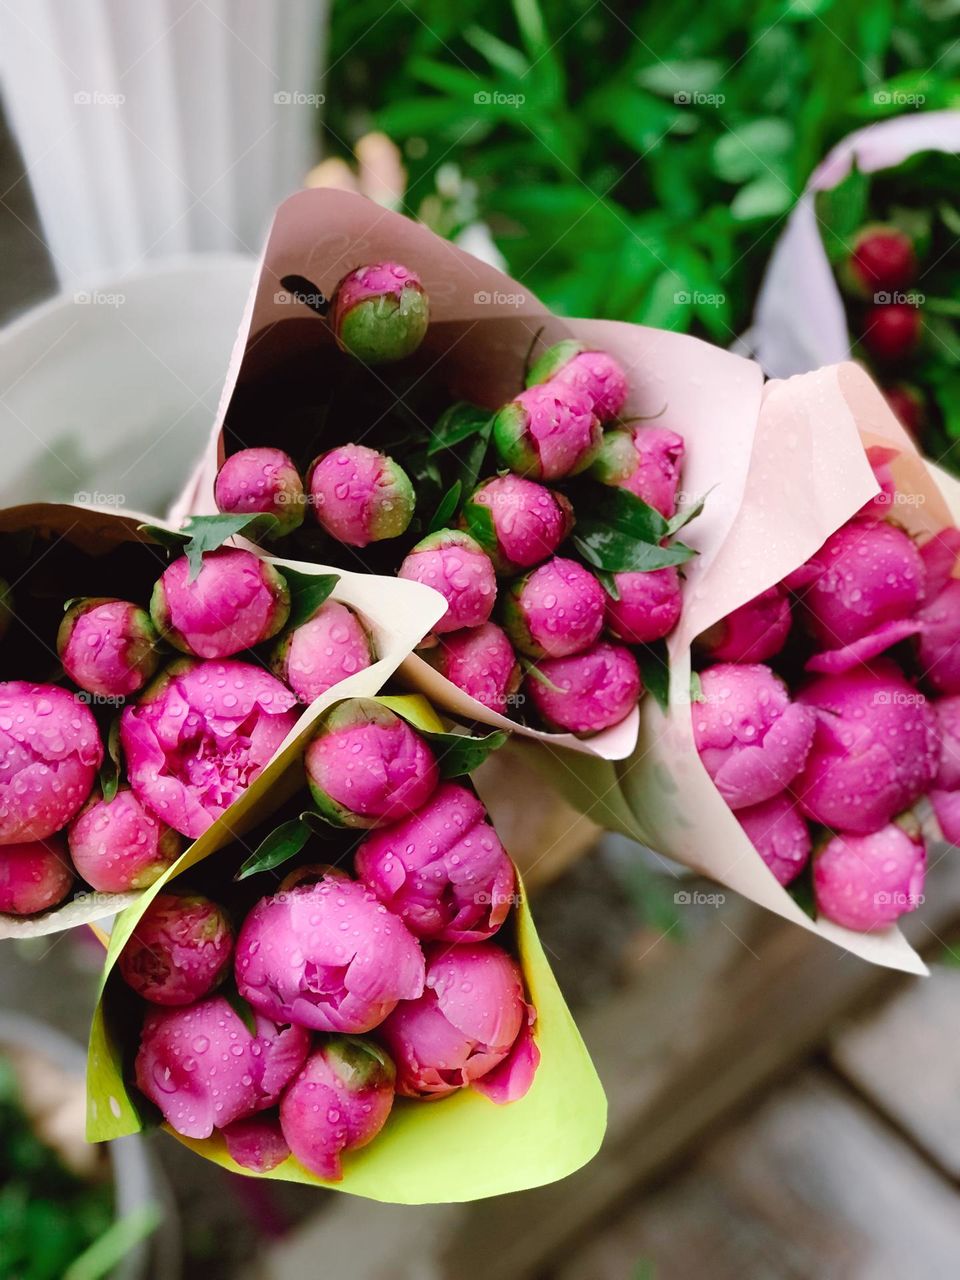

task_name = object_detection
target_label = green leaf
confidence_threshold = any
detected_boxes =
[424,728,508,778]
[638,642,670,712]
[596,570,620,601]
[522,660,564,693]
[815,164,869,258]
[427,402,494,456]
[578,486,669,545]
[464,25,530,79]
[665,491,709,536]
[711,119,794,183]
[730,173,793,222]
[574,533,696,574]
[939,202,960,237]
[428,481,463,534]
[636,59,723,97]
[462,499,497,547]
[280,567,340,629]
[63,1203,162,1280]
[689,671,705,703]
[235,818,312,880]
[98,717,122,804]
[137,523,188,554]
[140,514,281,580]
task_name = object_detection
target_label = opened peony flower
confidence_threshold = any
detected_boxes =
[135,996,309,1139]
[271,600,374,704]
[280,1038,395,1181]
[0,837,74,915]
[696,584,792,664]
[234,873,425,1033]
[57,598,160,698]
[814,824,926,931]
[692,664,815,811]
[736,793,811,886]
[590,425,685,518]
[379,941,539,1103]
[398,529,497,634]
[526,642,642,733]
[68,787,181,892]
[492,382,602,481]
[308,444,415,547]
[502,557,605,659]
[0,682,102,844]
[214,447,306,538]
[118,892,234,1006]
[120,659,298,839]
[151,548,290,660]
[355,781,516,941]
[462,475,573,574]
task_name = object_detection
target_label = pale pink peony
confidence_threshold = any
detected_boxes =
[502,557,605,659]
[118,893,233,1006]
[68,788,181,893]
[398,529,496,634]
[271,600,374,704]
[814,825,926,931]
[57,598,160,698]
[0,837,74,915]
[526,642,641,733]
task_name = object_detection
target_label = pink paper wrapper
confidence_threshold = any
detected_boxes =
[171,188,765,760]
[753,111,960,377]
[525,361,956,974]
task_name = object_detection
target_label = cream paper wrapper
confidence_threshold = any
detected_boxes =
[0,503,445,939]
[171,187,765,761]
[753,110,960,378]
[524,361,959,974]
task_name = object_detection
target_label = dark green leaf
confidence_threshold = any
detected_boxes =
[596,570,620,600]
[638,641,670,712]
[180,514,281,579]
[522,659,564,693]
[424,728,508,778]
[577,486,669,544]
[574,532,696,574]
[137,523,188,553]
[428,481,463,534]
[815,164,869,259]
[280,567,340,628]
[427,403,493,456]
[462,499,497,547]
[235,818,311,880]
[665,491,709,536]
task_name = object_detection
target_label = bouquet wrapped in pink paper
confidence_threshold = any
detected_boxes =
[0,504,443,938]
[173,188,765,763]
[86,695,606,1203]
[526,362,960,974]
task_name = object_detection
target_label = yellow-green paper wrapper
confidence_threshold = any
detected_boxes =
[86,695,607,1203]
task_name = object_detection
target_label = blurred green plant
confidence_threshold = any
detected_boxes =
[324,0,960,340]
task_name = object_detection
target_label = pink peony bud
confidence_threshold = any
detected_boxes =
[462,475,573,573]
[0,683,102,844]
[151,548,290,660]
[934,696,960,790]
[492,383,602,481]
[68,788,181,892]
[736,793,811,886]
[693,664,816,811]
[814,825,925,931]
[502,557,605,659]
[57,598,160,699]
[222,1114,290,1173]
[305,700,438,828]
[379,942,539,1103]
[931,788,960,845]
[794,662,940,834]
[590,426,685,518]
[307,444,415,547]
[605,568,683,645]
[917,579,960,695]
[0,837,74,915]
[526,340,628,422]
[214,447,306,538]
[121,659,298,839]
[398,529,496,634]
[855,445,899,520]
[271,600,374,704]
[235,874,425,1032]
[789,520,925,673]
[280,1038,395,1181]
[355,781,516,941]
[134,996,309,1140]
[331,261,429,364]
[118,892,233,1006]
[696,584,791,664]
[427,622,520,714]
[526,641,642,734]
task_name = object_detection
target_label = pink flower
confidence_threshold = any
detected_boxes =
[696,585,791,664]
[331,261,429,364]
[120,659,298,839]
[692,664,815,811]
[526,642,642,733]
[934,696,960,790]
[151,548,290,660]
[134,996,309,1139]
[526,340,628,421]
[214,447,306,538]
[814,825,926,931]
[736,793,811,886]
[605,568,683,645]
[280,1039,395,1181]
[57,598,160,698]
[271,601,374,704]
[789,520,925,673]
[118,893,233,1006]
[492,383,602,480]
[428,623,520,715]
[794,662,940,834]
[355,781,515,941]
[307,444,415,547]
[398,529,497,634]
[235,874,425,1033]
[931,789,960,845]
[222,1114,290,1173]
[0,682,102,844]
[590,426,685,518]
[305,700,438,828]
[917,579,960,695]
[463,475,573,573]
[502,557,605,659]
[379,942,539,1103]
[0,837,74,915]
[68,788,181,892]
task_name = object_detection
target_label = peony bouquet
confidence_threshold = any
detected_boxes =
[0,503,443,937]
[86,695,605,1202]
